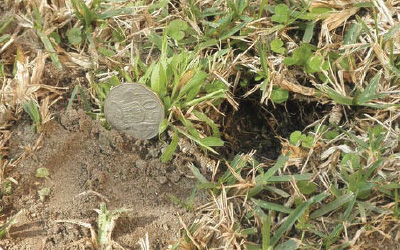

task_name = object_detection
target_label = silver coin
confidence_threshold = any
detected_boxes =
[104,83,165,139]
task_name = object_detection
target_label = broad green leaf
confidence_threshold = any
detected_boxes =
[271,87,289,103]
[272,4,290,24]
[284,44,314,66]
[66,28,82,45]
[204,80,228,93]
[283,57,298,66]
[185,71,208,101]
[178,70,207,100]
[341,153,360,169]
[270,39,285,54]
[158,118,168,134]
[161,131,179,162]
[297,180,317,195]
[293,44,314,65]
[306,55,324,73]
[150,62,167,95]
[310,192,354,219]
[302,135,314,148]
[290,131,302,146]
[166,19,188,41]
[195,39,218,51]
[324,131,339,140]
[147,32,163,51]
[241,227,258,236]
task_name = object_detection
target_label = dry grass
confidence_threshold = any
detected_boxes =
[0,0,400,249]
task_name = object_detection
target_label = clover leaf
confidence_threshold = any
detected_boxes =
[272,4,290,24]
[270,39,286,54]
[166,19,188,41]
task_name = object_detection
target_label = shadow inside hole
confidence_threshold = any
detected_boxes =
[220,96,326,161]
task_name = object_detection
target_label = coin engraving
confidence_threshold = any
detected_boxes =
[104,83,164,139]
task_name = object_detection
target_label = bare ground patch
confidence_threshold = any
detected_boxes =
[1,109,200,249]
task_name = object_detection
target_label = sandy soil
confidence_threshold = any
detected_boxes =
[1,108,199,250]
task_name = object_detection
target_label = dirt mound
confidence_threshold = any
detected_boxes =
[1,109,197,249]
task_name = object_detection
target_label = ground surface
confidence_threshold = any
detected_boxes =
[1,109,198,249]
[1,0,400,249]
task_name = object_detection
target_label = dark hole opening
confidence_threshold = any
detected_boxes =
[218,93,327,162]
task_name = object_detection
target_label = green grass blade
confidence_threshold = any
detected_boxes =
[261,215,271,250]
[198,136,224,147]
[343,22,362,45]
[23,100,41,132]
[179,115,200,139]
[248,154,289,197]
[0,17,13,34]
[257,154,289,183]
[182,89,226,107]
[67,85,80,109]
[310,192,354,219]
[275,239,300,250]
[317,85,353,105]
[253,199,293,214]
[355,71,381,104]
[192,110,220,137]
[220,19,251,40]
[161,130,179,162]
[33,7,62,70]
[302,21,315,43]
[0,210,23,239]
[178,70,207,101]
[270,192,328,247]
[267,174,313,182]
[188,163,211,185]
[177,128,218,154]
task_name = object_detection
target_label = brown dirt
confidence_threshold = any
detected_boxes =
[1,108,199,250]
